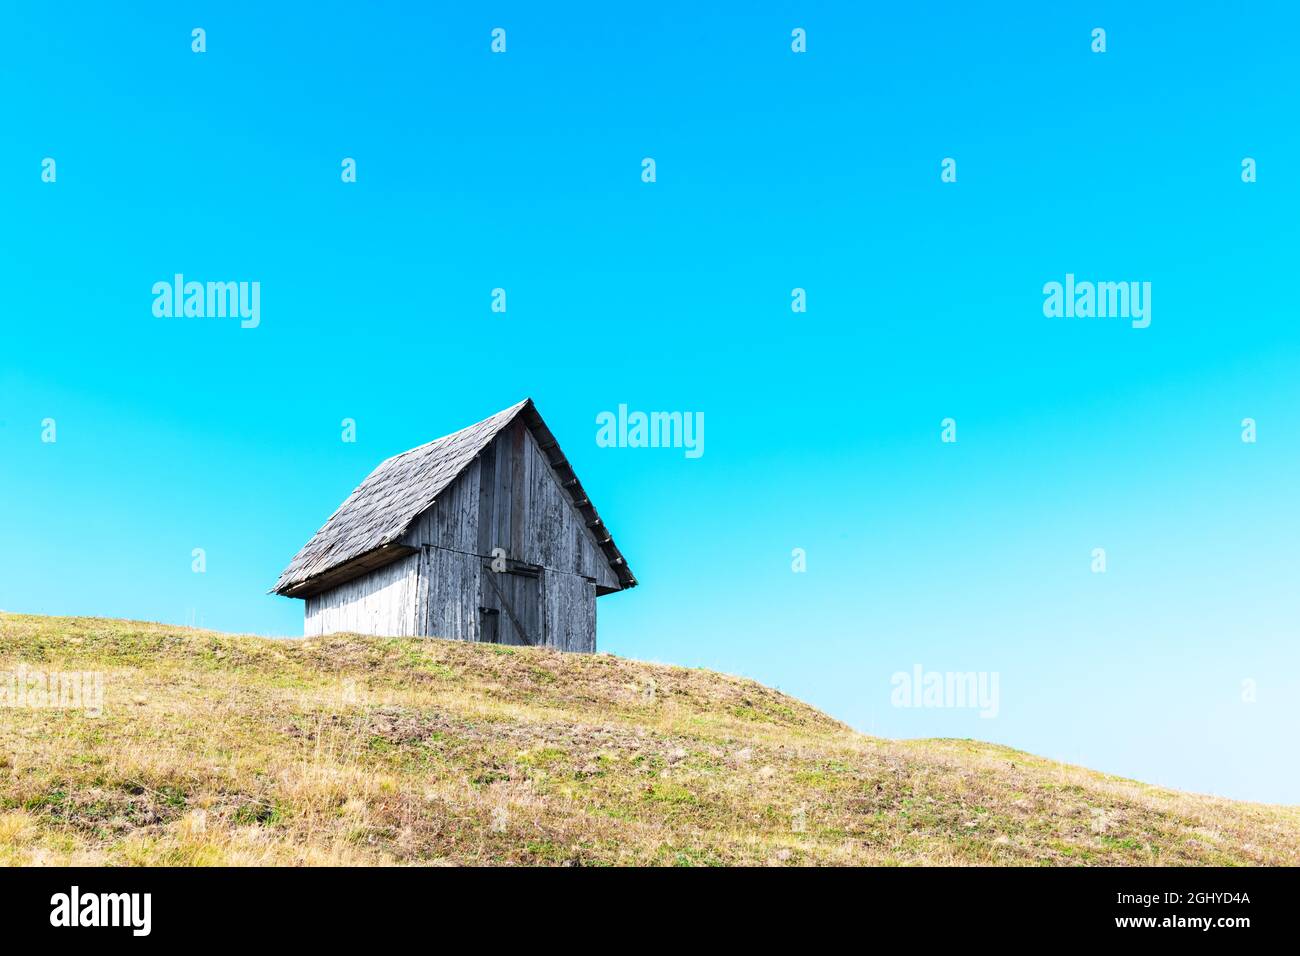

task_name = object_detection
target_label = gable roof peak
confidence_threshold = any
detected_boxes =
[272,398,635,597]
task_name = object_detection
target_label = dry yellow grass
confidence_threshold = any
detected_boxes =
[1,613,1296,866]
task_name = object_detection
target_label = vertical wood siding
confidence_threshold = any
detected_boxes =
[544,570,597,653]
[476,422,620,589]
[420,547,482,642]
[304,553,420,637]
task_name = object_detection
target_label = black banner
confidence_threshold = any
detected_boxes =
[0,866,1282,941]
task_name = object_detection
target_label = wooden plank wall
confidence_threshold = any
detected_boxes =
[476,422,620,588]
[418,546,482,642]
[544,570,597,653]
[407,420,615,650]
[304,552,420,637]
[403,422,616,586]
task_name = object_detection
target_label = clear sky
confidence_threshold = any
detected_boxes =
[3,2,1298,803]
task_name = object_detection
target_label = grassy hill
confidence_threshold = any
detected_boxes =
[1,613,1296,866]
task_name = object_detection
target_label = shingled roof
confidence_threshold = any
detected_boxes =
[272,399,636,598]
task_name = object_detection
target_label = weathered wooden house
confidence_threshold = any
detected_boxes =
[272,399,636,651]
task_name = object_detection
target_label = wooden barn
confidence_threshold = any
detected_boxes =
[272,399,636,651]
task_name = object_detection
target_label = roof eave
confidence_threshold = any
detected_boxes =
[271,542,419,599]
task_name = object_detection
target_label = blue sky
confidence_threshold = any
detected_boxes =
[3,2,1299,803]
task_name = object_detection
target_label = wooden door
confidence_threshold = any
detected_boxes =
[480,564,544,646]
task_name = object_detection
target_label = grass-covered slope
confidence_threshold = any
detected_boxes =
[0,613,1295,866]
